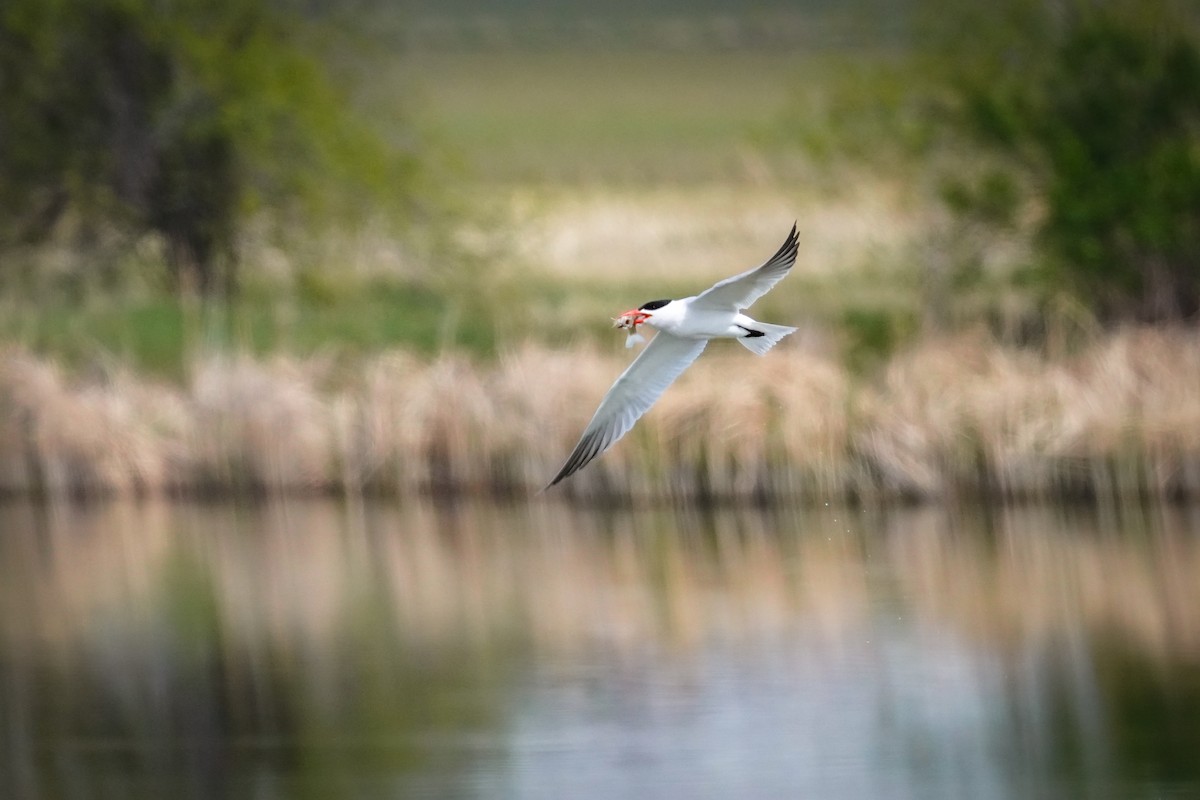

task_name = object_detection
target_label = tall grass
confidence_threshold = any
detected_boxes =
[2,328,1198,502]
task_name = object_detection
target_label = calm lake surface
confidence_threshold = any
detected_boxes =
[2,498,1199,799]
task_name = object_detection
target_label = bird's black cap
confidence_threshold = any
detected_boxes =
[638,299,671,311]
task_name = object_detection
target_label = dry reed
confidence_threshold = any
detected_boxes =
[1,328,1198,502]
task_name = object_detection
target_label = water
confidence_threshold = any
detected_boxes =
[2,499,1199,799]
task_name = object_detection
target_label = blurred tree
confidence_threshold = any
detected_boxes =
[0,0,418,298]
[933,0,1200,323]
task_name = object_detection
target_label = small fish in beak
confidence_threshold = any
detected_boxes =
[613,309,651,347]
[613,311,646,329]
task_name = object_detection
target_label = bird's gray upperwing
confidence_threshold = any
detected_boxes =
[693,222,798,311]
[547,332,708,487]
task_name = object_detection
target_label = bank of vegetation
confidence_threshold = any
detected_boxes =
[1,0,1198,503]
[2,327,1197,502]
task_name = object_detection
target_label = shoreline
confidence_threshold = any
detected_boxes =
[2,327,1198,504]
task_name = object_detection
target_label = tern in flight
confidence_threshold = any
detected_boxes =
[548,223,800,487]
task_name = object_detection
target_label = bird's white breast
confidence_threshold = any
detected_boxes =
[646,298,739,339]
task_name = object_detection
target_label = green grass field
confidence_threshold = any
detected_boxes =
[0,282,508,376]
[4,45,940,374]
[404,50,829,183]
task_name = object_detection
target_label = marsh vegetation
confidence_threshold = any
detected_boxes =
[4,4,1200,797]
[3,1,1197,500]
[3,327,1198,501]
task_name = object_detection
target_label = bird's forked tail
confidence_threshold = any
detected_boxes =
[737,322,797,356]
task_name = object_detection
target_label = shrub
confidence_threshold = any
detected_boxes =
[0,0,418,298]
[936,1,1200,323]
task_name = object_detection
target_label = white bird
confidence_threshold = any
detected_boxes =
[548,223,800,487]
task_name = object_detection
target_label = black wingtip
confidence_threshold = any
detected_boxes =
[546,428,606,488]
[545,445,583,489]
[545,459,581,489]
[767,221,799,269]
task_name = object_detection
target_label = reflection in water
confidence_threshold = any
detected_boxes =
[2,499,1199,799]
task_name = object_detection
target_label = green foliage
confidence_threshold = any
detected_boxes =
[936,1,1200,322]
[0,0,419,297]
[841,307,917,372]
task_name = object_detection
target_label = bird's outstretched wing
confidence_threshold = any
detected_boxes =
[548,332,708,486]
[693,223,799,311]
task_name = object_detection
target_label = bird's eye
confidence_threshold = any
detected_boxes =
[638,299,671,311]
